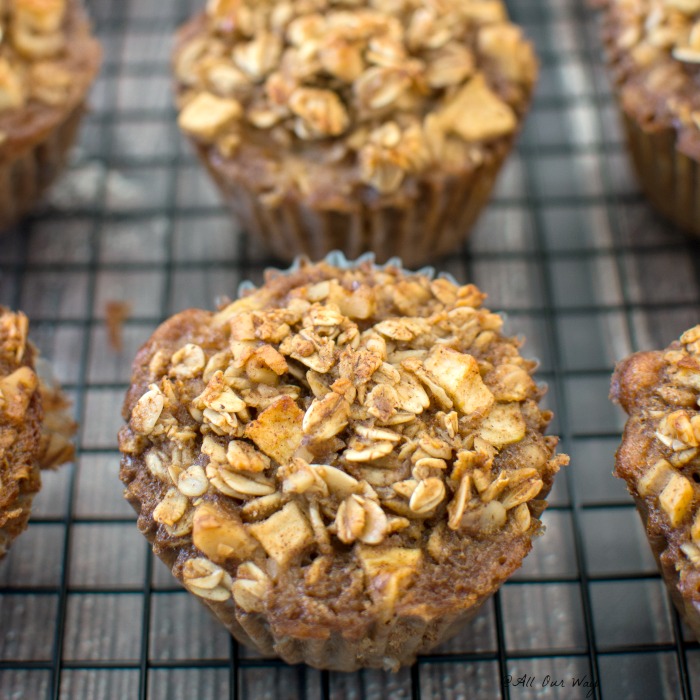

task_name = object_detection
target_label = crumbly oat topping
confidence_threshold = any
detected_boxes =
[601,0,700,140]
[612,0,700,63]
[0,0,76,112]
[120,261,566,619]
[174,0,536,193]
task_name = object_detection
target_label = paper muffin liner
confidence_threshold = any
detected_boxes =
[236,249,456,295]
[0,102,86,232]
[193,138,514,268]
[620,109,700,236]
[198,593,488,671]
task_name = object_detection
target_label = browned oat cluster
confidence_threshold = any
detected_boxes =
[175,0,536,195]
[120,260,567,670]
[0,309,75,558]
[612,325,700,638]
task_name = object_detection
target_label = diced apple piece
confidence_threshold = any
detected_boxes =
[438,73,517,142]
[476,403,526,448]
[424,346,494,415]
[637,459,674,497]
[356,545,422,578]
[248,501,314,566]
[659,473,694,527]
[245,395,303,464]
[192,501,260,563]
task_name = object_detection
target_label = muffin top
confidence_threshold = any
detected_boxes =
[612,325,700,606]
[0,0,101,153]
[120,260,566,633]
[601,0,700,156]
[174,0,537,196]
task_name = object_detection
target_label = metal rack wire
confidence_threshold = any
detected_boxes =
[1,0,700,697]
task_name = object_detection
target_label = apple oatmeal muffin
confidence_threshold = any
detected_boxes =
[119,257,567,671]
[173,0,537,266]
[612,325,700,637]
[0,0,101,229]
[0,308,75,558]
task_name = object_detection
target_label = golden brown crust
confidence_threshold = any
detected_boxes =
[119,259,567,670]
[612,325,700,639]
[610,350,667,413]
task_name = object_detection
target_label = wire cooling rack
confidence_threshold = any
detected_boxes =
[2,0,700,698]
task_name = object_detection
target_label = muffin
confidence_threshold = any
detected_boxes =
[0,308,76,558]
[119,255,567,671]
[600,0,700,235]
[611,325,700,637]
[172,0,537,266]
[0,0,101,230]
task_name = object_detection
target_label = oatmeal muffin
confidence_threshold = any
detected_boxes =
[600,0,700,235]
[173,0,537,266]
[0,0,101,230]
[119,256,567,671]
[0,309,76,558]
[611,325,700,637]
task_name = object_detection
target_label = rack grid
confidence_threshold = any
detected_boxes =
[2,0,700,697]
